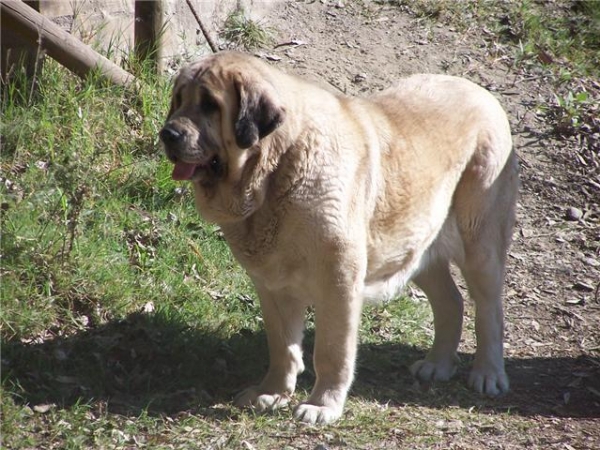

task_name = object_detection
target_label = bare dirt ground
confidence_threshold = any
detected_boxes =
[257,0,600,447]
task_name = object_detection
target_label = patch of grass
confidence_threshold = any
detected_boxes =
[384,0,600,146]
[220,8,274,50]
[386,0,599,78]
[501,0,599,77]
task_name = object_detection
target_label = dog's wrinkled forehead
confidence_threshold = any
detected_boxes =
[174,54,241,92]
[173,62,212,95]
[167,59,228,119]
[173,52,262,92]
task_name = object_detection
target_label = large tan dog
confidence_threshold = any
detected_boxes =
[160,51,518,424]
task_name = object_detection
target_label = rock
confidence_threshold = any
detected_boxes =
[565,206,583,221]
[582,257,599,267]
[33,404,55,414]
[573,281,594,292]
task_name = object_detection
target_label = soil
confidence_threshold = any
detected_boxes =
[255,0,600,447]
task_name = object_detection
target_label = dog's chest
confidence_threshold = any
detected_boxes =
[221,211,307,291]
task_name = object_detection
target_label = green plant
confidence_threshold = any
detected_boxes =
[220,8,274,49]
[550,90,593,136]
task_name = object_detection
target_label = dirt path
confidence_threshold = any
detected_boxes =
[259,0,599,446]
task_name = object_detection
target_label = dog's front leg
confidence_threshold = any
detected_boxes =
[235,283,306,412]
[293,259,364,425]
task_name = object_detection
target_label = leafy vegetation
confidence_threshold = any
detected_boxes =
[220,8,274,50]
[389,0,600,139]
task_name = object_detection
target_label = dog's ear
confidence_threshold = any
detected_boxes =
[233,74,286,149]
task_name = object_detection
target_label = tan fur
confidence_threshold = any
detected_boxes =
[160,51,518,425]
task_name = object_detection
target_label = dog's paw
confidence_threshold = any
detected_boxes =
[293,403,342,425]
[410,357,457,382]
[468,368,509,397]
[234,387,290,412]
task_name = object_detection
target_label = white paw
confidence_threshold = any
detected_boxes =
[410,357,457,382]
[293,403,342,425]
[468,368,509,396]
[234,387,290,412]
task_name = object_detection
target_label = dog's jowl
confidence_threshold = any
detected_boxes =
[160,51,518,425]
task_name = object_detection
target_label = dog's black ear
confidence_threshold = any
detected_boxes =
[233,74,286,149]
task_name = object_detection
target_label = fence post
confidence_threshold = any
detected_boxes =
[134,0,164,73]
[1,1,41,86]
[0,0,136,88]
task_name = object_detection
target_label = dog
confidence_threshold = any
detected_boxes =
[160,51,518,425]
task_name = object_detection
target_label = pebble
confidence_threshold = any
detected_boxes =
[582,257,599,267]
[573,281,594,292]
[33,404,55,414]
[565,206,583,221]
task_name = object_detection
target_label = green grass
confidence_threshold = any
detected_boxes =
[388,0,600,76]
[386,0,600,138]
[220,8,275,50]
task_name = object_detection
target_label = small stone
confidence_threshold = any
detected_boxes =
[520,228,534,238]
[573,281,594,292]
[565,206,583,221]
[582,257,599,267]
[33,404,55,414]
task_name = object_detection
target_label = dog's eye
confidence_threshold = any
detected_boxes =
[200,91,218,114]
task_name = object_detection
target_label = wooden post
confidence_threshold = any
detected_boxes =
[134,0,163,73]
[1,1,41,85]
[0,0,136,88]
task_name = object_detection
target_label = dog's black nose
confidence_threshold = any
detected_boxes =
[160,126,183,144]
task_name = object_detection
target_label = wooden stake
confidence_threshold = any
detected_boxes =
[134,0,163,72]
[0,0,136,88]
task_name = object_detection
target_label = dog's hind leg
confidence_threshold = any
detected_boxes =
[456,151,518,396]
[460,241,510,396]
[410,261,464,383]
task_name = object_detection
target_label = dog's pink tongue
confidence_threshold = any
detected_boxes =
[172,162,197,181]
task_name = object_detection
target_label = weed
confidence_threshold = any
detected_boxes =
[547,90,595,136]
[220,8,274,50]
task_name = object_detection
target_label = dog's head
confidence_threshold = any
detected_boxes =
[159,52,286,186]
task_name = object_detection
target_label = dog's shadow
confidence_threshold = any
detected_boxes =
[2,311,598,419]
